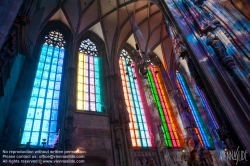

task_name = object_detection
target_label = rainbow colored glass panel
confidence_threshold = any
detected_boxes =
[119,50,152,148]
[21,30,65,147]
[176,73,214,149]
[147,66,182,148]
[77,39,103,112]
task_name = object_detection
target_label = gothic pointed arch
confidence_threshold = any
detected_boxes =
[74,31,109,114]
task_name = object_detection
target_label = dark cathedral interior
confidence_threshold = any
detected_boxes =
[0,0,250,165]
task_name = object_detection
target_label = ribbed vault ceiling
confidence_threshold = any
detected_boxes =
[40,0,172,70]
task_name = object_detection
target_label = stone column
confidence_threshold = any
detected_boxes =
[106,74,133,166]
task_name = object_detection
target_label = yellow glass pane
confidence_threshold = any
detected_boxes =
[136,139,141,146]
[79,53,84,62]
[78,62,83,68]
[77,83,83,91]
[130,130,135,138]
[77,100,83,110]
[77,91,83,100]
[78,69,83,75]
[132,139,137,146]
[135,130,140,138]
[78,76,83,83]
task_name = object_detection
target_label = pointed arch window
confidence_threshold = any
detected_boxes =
[147,66,183,148]
[176,73,215,149]
[21,30,66,147]
[77,39,103,112]
[119,49,153,148]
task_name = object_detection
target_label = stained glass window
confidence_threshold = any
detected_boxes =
[119,49,152,148]
[21,30,65,147]
[147,66,183,148]
[195,84,219,130]
[176,73,215,149]
[77,39,103,112]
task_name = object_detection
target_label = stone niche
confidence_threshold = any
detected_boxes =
[71,113,112,166]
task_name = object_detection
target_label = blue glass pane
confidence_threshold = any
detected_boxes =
[53,91,60,99]
[48,133,56,146]
[42,120,49,132]
[32,87,39,97]
[50,73,56,81]
[55,82,60,90]
[48,81,54,90]
[39,88,46,98]
[53,49,59,57]
[40,55,46,63]
[38,62,44,70]
[44,109,51,120]
[51,65,56,72]
[41,45,48,54]
[41,80,47,88]
[50,121,57,132]
[56,74,61,81]
[52,100,58,109]
[46,57,51,64]
[30,132,39,145]
[24,119,33,131]
[58,59,63,66]
[57,66,62,73]
[45,99,52,109]
[34,78,41,87]
[43,71,49,79]
[53,50,59,58]
[29,97,37,107]
[33,120,41,131]
[44,64,50,71]
[35,108,43,119]
[21,132,31,144]
[59,50,64,59]
[51,110,58,120]
[27,108,35,118]
[52,58,58,65]
[37,98,44,108]
[47,89,53,98]
[47,46,53,55]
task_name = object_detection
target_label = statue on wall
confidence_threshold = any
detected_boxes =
[206,32,229,61]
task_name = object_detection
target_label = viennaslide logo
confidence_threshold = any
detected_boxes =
[220,146,248,165]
